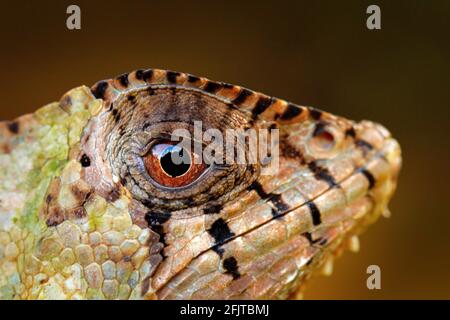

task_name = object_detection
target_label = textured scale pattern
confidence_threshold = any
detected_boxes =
[0,68,401,299]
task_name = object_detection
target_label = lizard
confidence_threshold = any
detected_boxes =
[0,68,401,300]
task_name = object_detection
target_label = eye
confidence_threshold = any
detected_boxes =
[100,88,260,212]
[143,142,207,188]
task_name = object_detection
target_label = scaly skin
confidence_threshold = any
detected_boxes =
[0,69,401,300]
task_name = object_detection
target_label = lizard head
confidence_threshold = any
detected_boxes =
[0,68,401,299]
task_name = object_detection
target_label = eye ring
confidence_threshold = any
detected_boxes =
[143,141,207,188]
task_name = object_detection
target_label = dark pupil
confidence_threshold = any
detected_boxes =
[160,146,190,177]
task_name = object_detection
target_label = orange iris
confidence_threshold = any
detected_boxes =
[144,142,206,188]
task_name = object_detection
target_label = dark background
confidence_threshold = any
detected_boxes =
[0,0,448,299]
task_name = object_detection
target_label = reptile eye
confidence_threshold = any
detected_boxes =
[144,142,206,188]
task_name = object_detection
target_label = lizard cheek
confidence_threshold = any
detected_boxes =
[143,142,207,188]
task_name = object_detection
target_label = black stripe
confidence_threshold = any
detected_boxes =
[271,208,281,218]
[268,194,290,217]
[91,81,108,99]
[213,246,225,257]
[145,212,171,226]
[203,81,222,93]
[356,139,374,151]
[143,69,154,82]
[112,109,121,123]
[307,200,322,226]
[187,74,200,83]
[279,141,306,164]
[145,212,172,246]
[232,88,253,105]
[356,139,374,156]
[208,218,235,246]
[308,161,338,188]
[114,113,121,123]
[360,169,376,189]
[249,182,290,217]
[252,96,273,119]
[223,256,241,279]
[166,71,180,83]
[248,181,270,198]
[117,73,129,87]
[135,69,144,80]
[304,232,314,244]
[280,103,303,120]
[309,108,322,120]
[303,232,324,245]
[312,121,328,137]
[203,204,223,214]
[345,127,356,138]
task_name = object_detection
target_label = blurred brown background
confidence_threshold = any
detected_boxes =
[0,0,448,299]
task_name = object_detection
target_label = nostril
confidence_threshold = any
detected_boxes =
[311,130,335,151]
